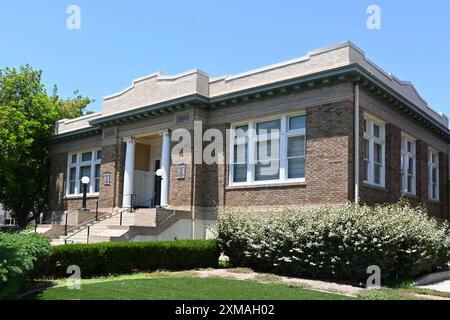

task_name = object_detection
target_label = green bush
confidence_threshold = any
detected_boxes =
[0,232,52,299]
[45,239,219,278]
[216,203,450,283]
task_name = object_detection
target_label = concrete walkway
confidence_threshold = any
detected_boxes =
[194,269,363,297]
[418,280,450,293]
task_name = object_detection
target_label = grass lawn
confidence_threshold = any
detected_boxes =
[26,275,350,300]
[23,271,450,301]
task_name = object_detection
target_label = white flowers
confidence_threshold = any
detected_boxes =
[216,202,450,281]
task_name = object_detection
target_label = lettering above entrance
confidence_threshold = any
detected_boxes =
[103,127,117,139]
[176,112,191,124]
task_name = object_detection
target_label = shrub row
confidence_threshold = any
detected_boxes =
[0,232,52,299]
[44,239,220,278]
[216,202,450,283]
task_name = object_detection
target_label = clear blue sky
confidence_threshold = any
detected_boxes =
[1,0,449,117]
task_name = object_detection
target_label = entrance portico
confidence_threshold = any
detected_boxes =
[122,129,171,209]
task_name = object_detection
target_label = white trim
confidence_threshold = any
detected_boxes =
[363,113,386,188]
[428,148,440,201]
[229,111,306,186]
[66,148,102,196]
[400,134,417,196]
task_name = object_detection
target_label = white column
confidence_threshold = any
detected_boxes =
[160,129,171,208]
[122,137,135,208]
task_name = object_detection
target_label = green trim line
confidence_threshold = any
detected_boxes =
[49,126,102,143]
[52,64,450,142]
[89,94,209,127]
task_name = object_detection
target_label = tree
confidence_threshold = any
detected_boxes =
[0,65,60,227]
[0,65,93,227]
[54,88,94,120]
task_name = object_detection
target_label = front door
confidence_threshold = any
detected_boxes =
[134,170,152,208]
[154,159,162,207]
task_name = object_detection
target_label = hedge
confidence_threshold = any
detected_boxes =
[0,232,52,299]
[44,239,220,278]
[216,202,450,283]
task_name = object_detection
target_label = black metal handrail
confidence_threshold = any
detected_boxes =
[132,192,159,209]
[63,207,131,244]
[34,210,76,234]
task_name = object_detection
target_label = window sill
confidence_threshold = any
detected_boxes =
[226,181,306,190]
[427,199,441,205]
[401,192,418,200]
[363,183,387,192]
[64,194,100,200]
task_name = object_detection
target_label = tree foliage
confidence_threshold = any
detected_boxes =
[0,65,93,227]
[54,88,94,120]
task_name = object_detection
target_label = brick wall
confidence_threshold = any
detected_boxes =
[48,152,67,212]
[47,84,449,222]
[223,101,354,207]
[305,101,354,204]
[97,141,124,209]
[47,151,100,212]
[360,88,449,220]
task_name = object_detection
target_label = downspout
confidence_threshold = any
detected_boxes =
[191,108,197,240]
[448,143,450,221]
[354,82,360,204]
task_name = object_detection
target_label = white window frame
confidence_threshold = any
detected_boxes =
[66,149,102,196]
[400,134,416,196]
[229,111,306,186]
[363,114,385,188]
[428,148,440,201]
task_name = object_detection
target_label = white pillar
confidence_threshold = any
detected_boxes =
[160,129,171,208]
[122,137,135,208]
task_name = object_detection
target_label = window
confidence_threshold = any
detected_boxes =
[66,149,101,195]
[363,115,385,187]
[231,125,248,183]
[428,149,439,201]
[400,135,416,195]
[255,120,280,181]
[230,113,306,185]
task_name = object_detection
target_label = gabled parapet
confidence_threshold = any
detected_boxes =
[53,41,449,137]
[102,70,210,116]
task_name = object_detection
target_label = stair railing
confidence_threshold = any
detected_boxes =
[63,207,131,244]
[34,210,75,233]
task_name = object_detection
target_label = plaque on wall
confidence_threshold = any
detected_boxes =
[176,164,186,180]
[103,172,111,185]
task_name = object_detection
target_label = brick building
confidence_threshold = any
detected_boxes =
[46,42,450,242]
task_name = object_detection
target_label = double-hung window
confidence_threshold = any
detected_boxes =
[230,113,306,185]
[232,125,249,183]
[428,149,439,201]
[67,149,102,196]
[400,135,416,195]
[255,119,281,181]
[363,115,385,187]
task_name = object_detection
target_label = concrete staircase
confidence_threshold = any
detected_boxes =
[42,207,189,245]
[51,210,139,245]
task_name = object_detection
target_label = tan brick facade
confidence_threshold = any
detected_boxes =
[48,83,450,221]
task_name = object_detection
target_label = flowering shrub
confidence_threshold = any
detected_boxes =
[216,203,450,282]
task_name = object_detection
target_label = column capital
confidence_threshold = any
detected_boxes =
[159,129,170,136]
[123,136,135,144]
